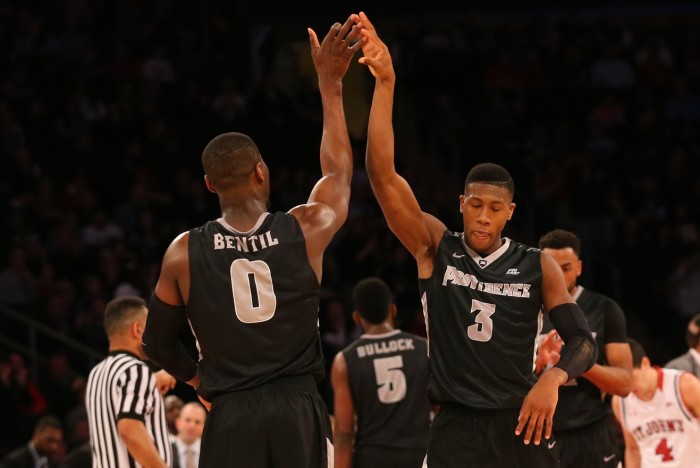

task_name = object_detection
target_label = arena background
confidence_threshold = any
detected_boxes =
[1,0,699,457]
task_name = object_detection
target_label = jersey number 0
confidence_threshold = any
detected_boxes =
[230,259,277,323]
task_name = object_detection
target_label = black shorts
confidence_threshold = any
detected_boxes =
[426,404,559,468]
[354,445,425,468]
[199,375,333,468]
[556,417,622,468]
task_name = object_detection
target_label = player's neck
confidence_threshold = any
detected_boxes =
[220,199,268,230]
[637,369,658,401]
[363,323,395,335]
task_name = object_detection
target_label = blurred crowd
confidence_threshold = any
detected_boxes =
[2,0,700,458]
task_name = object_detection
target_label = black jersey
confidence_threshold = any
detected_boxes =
[541,286,627,431]
[187,212,323,398]
[342,330,431,450]
[419,233,544,410]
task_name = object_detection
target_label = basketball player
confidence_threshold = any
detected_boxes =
[612,339,700,467]
[355,12,597,467]
[537,229,632,467]
[142,15,364,468]
[332,278,431,468]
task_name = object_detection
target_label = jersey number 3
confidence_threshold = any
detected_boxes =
[230,259,277,323]
[468,299,496,342]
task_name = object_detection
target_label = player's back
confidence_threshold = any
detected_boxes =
[342,330,431,450]
[619,368,700,467]
[420,233,544,410]
[187,212,323,398]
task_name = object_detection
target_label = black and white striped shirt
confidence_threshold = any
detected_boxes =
[86,351,172,468]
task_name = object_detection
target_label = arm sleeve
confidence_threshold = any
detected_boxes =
[548,302,598,380]
[604,299,628,344]
[142,294,198,383]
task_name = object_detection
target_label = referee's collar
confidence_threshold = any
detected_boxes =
[108,350,142,360]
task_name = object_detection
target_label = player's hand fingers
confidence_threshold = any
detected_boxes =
[515,410,528,437]
[544,414,553,440]
[337,14,357,41]
[307,28,320,51]
[532,413,546,445]
[349,35,365,52]
[359,11,376,32]
[523,413,539,445]
[323,22,342,43]
[345,21,363,44]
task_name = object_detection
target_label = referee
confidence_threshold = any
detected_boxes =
[86,296,173,468]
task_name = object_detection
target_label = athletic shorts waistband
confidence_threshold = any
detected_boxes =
[218,374,318,398]
[439,402,520,416]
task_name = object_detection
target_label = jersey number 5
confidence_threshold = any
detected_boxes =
[373,356,407,404]
[468,299,496,342]
[230,259,277,323]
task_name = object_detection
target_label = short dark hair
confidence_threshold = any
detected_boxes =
[538,229,581,256]
[202,132,261,189]
[628,338,647,368]
[686,314,700,349]
[353,277,393,325]
[35,415,62,434]
[464,163,514,197]
[104,296,147,337]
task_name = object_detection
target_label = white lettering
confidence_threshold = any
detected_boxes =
[214,233,225,249]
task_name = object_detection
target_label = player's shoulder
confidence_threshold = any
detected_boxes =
[399,330,428,344]
[579,287,623,311]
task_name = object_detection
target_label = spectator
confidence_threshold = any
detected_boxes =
[0,415,64,468]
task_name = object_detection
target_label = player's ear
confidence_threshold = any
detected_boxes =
[254,162,265,182]
[352,311,362,325]
[641,356,651,369]
[204,175,217,193]
[459,194,465,213]
[507,202,516,220]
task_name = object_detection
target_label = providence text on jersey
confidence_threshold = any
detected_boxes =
[442,265,532,298]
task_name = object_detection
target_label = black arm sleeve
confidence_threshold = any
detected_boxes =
[143,294,198,383]
[549,302,598,380]
[604,299,628,344]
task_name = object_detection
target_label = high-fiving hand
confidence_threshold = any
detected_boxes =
[308,14,364,84]
[356,11,395,82]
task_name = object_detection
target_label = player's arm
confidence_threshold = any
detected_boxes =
[358,12,445,277]
[289,16,363,278]
[611,396,641,468]
[331,352,355,468]
[679,372,700,418]
[581,301,632,396]
[143,233,199,388]
[117,418,167,468]
[516,252,597,445]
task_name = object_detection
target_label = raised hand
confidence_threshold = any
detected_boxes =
[357,11,394,82]
[308,14,364,84]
